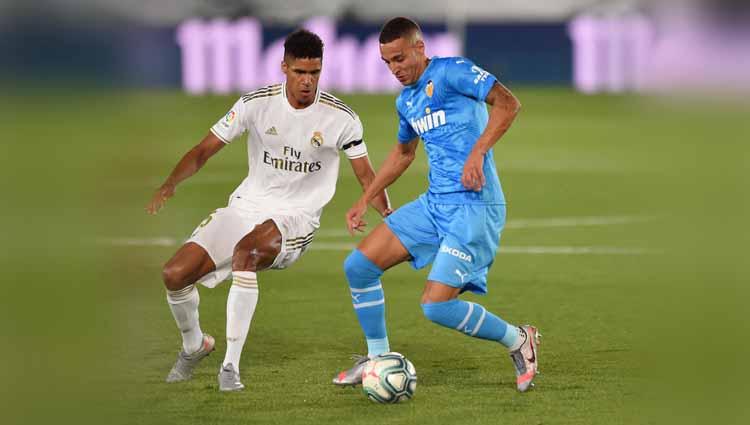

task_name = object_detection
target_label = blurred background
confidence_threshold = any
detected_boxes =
[3,0,750,93]
[1,1,748,424]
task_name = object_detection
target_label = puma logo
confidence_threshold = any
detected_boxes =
[455,269,467,283]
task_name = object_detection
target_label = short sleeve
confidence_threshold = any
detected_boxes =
[397,109,417,143]
[444,58,497,102]
[338,115,368,159]
[210,98,250,144]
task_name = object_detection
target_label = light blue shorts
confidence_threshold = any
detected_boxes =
[384,194,506,294]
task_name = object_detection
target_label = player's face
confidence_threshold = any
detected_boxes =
[282,57,322,108]
[380,36,427,86]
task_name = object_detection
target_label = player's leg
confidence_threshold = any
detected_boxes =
[346,223,411,354]
[420,203,540,391]
[334,196,439,386]
[420,279,540,391]
[420,279,520,346]
[164,207,251,383]
[218,219,282,391]
[162,242,217,382]
[162,242,216,292]
[420,280,541,392]
[419,203,519,345]
[333,224,411,386]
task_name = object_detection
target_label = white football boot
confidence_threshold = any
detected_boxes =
[508,325,541,392]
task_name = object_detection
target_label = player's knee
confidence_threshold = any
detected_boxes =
[162,263,191,291]
[343,249,382,284]
[232,249,260,272]
[343,251,359,279]
[232,221,280,272]
[232,240,273,272]
[420,301,441,323]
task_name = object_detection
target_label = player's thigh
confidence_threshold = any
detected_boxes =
[427,204,505,295]
[376,195,441,271]
[232,219,282,272]
[357,223,412,271]
[186,207,259,287]
[162,242,216,290]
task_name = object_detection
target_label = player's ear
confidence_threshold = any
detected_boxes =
[414,39,426,56]
[281,60,288,75]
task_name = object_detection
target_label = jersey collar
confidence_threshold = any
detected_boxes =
[407,56,437,88]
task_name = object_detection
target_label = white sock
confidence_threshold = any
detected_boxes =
[166,284,203,354]
[223,271,259,372]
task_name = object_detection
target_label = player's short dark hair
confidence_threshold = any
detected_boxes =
[283,29,324,61]
[379,17,422,44]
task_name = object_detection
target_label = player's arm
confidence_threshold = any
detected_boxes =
[346,138,419,234]
[361,138,419,203]
[146,132,226,215]
[462,81,521,191]
[349,156,393,217]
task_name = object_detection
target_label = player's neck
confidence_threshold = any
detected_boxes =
[414,57,430,84]
[288,98,313,110]
[285,86,315,110]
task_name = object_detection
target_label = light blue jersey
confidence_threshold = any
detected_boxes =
[396,56,504,205]
[385,56,509,294]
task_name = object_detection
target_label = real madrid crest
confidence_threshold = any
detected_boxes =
[425,80,434,98]
[310,131,323,148]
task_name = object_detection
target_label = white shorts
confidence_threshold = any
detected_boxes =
[186,206,317,288]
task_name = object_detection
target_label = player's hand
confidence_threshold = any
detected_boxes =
[346,199,369,236]
[146,183,175,215]
[462,150,486,192]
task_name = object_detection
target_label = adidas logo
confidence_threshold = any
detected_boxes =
[265,126,278,135]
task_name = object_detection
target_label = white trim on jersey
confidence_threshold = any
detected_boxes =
[210,127,231,144]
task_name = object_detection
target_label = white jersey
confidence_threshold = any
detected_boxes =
[210,83,368,226]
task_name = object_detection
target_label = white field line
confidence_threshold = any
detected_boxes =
[100,215,655,253]
[504,215,654,229]
[314,215,654,237]
[98,238,653,255]
[99,237,179,247]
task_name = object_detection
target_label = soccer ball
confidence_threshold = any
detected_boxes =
[362,352,417,403]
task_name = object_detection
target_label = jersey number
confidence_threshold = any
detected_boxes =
[471,65,489,85]
[191,211,216,237]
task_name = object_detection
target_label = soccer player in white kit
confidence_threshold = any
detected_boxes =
[146,29,391,391]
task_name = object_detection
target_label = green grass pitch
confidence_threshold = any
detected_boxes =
[3,87,747,425]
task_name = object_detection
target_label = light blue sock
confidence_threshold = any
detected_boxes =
[421,299,519,348]
[500,322,520,348]
[344,250,390,357]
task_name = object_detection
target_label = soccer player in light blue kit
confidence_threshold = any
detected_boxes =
[332,17,540,392]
